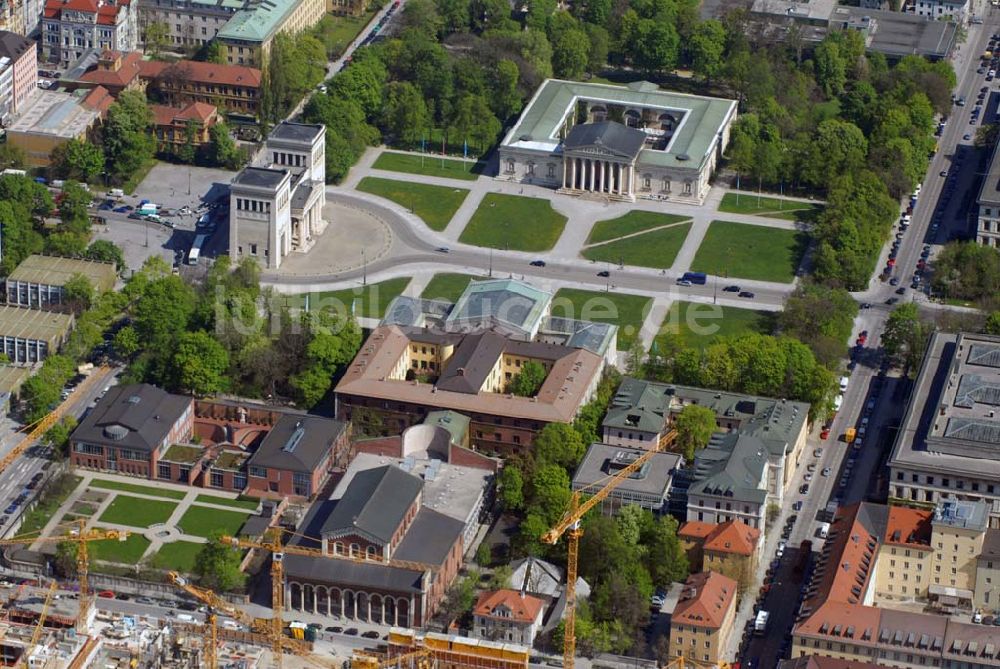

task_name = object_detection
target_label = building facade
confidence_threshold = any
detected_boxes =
[0,306,74,364]
[498,79,736,205]
[472,590,544,646]
[149,101,219,152]
[229,121,325,269]
[41,0,138,65]
[679,520,761,595]
[138,58,261,116]
[669,571,737,665]
[887,333,1000,525]
[685,433,771,530]
[215,0,324,67]
[907,0,968,22]
[0,31,35,125]
[244,414,349,499]
[976,143,1000,248]
[136,0,242,50]
[5,255,116,309]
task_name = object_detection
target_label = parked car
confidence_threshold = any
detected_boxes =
[723,285,741,292]
[325,626,343,633]
[98,591,116,599]
[529,260,546,267]
[738,291,756,299]
[344,628,359,636]
[362,631,380,639]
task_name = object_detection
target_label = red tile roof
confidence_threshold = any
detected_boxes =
[793,600,882,643]
[79,51,143,89]
[679,521,716,541]
[150,102,218,127]
[44,0,131,25]
[703,520,760,557]
[139,59,262,89]
[800,503,882,614]
[671,571,736,630]
[884,505,933,550]
[473,589,543,624]
[81,86,113,115]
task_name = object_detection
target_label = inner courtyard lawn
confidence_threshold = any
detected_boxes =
[150,541,205,572]
[98,495,177,528]
[177,505,250,539]
[689,221,808,283]
[91,534,152,564]
[459,194,567,252]
[357,177,469,231]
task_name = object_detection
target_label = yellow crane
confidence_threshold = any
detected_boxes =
[18,580,58,669]
[541,431,677,669]
[0,519,129,633]
[0,366,109,474]
[220,527,437,669]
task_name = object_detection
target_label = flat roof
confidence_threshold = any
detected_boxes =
[268,121,324,144]
[6,89,100,139]
[0,366,32,395]
[216,0,300,43]
[979,141,1000,207]
[890,333,1000,479]
[7,255,116,291]
[445,279,551,337]
[572,443,681,498]
[232,166,288,190]
[502,79,736,171]
[829,8,956,60]
[0,306,74,345]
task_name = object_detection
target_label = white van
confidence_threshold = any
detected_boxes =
[839,375,849,392]
[109,188,124,199]
[819,522,831,539]
[175,613,195,622]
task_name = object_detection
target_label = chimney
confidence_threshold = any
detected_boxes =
[457,367,465,376]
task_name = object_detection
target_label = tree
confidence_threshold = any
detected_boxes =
[931,242,1000,303]
[45,416,77,454]
[690,20,726,83]
[171,331,230,396]
[882,303,931,374]
[194,532,247,592]
[552,29,590,80]
[175,120,198,163]
[529,464,572,526]
[814,37,847,97]
[63,274,94,313]
[490,59,522,121]
[113,325,140,360]
[534,422,585,470]
[54,541,78,578]
[633,20,679,76]
[133,275,196,349]
[143,21,170,58]
[50,139,104,182]
[86,240,125,271]
[469,0,509,32]
[475,542,492,567]
[58,181,92,232]
[103,91,155,182]
[779,283,858,366]
[509,360,547,396]
[382,81,429,147]
[674,404,716,461]
[498,464,524,511]
[206,123,244,169]
[440,572,478,627]
[203,40,227,64]
[986,311,1000,335]
[584,23,609,75]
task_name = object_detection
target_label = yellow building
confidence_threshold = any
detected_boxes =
[6,89,102,168]
[930,499,988,601]
[679,520,761,597]
[216,0,326,68]
[873,505,934,604]
[669,571,737,666]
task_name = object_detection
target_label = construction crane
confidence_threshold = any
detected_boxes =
[18,580,58,669]
[0,519,129,633]
[541,431,677,669]
[220,527,438,669]
[0,365,109,475]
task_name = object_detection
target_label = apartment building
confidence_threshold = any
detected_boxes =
[41,0,138,65]
[669,571,737,666]
[888,332,1000,524]
[215,0,324,67]
[472,590,545,646]
[680,520,762,595]
[149,101,219,152]
[686,432,770,530]
[976,143,1000,248]
[136,0,242,49]
[0,30,35,125]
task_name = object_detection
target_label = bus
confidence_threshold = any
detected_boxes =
[187,233,208,265]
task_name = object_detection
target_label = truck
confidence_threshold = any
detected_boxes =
[845,427,857,444]
[754,611,769,634]
[137,202,158,216]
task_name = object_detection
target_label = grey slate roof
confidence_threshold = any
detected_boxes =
[283,552,426,592]
[246,414,346,474]
[0,31,33,60]
[320,465,422,542]
[436,332,507,394]
[563,121,647,160]
[71,384,191,454]
[393,507,465,564]
[688,433,769,504]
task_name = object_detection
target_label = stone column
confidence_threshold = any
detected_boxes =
[312,588,318,615]
[367,596,372,623]
[562,157,568,188]
[628,164,635,197]
[615,163,622,195]
[571,158,577,189]
[340,591,345,619]
[587,159,594,191]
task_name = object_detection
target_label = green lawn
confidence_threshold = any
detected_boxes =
[551,288,652,349]
[17,475,82,536]
[420,273,478,302]
[299,277,412,320]
[194,494,260,511]
[719,193,825,223]
[586,211,691,245]
[582,223,692,270]
[459,194,567,252]
[315,9,379,58]
[91,534,152,564]
[372,151,482,181]
[89,478,187,500]
[177,505,250,539]
[98,495,178,528]
[690,221,808,283]
[654,301,776,351]
[357,177,469,231]
[150,541,205,572]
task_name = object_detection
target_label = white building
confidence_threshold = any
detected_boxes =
[41,0,138,65]
[229,121,326,269]
[908,0,968,22]
[497,79,736,205]
[472,589,545,646]
[976,141,1000,248]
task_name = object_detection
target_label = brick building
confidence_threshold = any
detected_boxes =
[138,58,261,116]
[149,101,220,153]
[244,414,349,499]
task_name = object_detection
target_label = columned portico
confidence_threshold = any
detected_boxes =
[562,154,636,200]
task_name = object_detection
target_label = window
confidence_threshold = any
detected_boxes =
[293,472,311,497]
[74,443,104,456]
[684,182,692,195]
[158,463,171,480]
[505,159,515,174]
[366,545,377,559]
[249,465,266,478]
[526,163,535,176]
[233,472,247,490]
[547,163,555,177]
[333,541,344,555]
[250,243,257,256]
[210,470,225,488]
[350,543,360,557]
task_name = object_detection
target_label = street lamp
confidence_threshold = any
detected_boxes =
[362,249,367,286]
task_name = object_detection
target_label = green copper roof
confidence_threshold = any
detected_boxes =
[501,79,737,170]
[216,0,298,43]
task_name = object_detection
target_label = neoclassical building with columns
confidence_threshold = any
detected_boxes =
[498,79,737,205]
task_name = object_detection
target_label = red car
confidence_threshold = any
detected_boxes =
[97,590,115,599]
[821,428,831,439]
[887,258,896,267]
